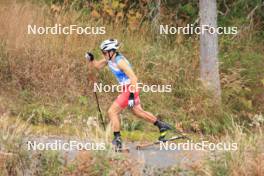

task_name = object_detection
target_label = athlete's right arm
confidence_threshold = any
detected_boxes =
[85,52,107,69]
[90,59,107,69]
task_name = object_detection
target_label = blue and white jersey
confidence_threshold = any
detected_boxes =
[107,53,131,85]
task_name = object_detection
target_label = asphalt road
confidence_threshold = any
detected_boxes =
[25,136,208,169]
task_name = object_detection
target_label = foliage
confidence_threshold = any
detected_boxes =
[0,1,263,175]
[39,151,64,176]
[31,0,264,33]
[1,0,263,133]
[0,42,12,83]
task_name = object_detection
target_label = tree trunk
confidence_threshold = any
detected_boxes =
[199,0,221,103]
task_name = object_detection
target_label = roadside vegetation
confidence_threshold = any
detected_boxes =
[0,0,263,175]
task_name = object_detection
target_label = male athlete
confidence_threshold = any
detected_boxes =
[86,39,171,149]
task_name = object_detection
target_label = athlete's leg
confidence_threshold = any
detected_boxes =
[108,102,124,149]
[131,104,157,123]
[131,104,172,140]
[107,102,123,132]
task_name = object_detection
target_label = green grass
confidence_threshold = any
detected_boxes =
[0,0,263,137]
[39,151,64,176]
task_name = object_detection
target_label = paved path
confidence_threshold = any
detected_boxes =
[25,136,208,169]
[127,143,207,168]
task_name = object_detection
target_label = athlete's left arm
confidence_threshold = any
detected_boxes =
[117,60,138,92]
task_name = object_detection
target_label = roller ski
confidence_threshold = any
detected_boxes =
[136,120,188,150]
[112,134,129,153]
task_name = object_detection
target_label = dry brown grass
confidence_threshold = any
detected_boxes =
[64,150,141,176]
[0,113,32,175]
[1,2,86,97]
[194,122,264,176]
[0,1,173,109]
[0,1,263,175]
[223,123,264,176]
[0,1,201,128]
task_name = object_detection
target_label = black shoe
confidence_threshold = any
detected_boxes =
[154,120,172,141]
[112,136,122,151]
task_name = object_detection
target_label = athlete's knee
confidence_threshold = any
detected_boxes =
[108,107,118,118]
[108,108,114,117]
[131,108,138,115]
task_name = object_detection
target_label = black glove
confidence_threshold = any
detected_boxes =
[85,52,94,61]
[128,93,135,108]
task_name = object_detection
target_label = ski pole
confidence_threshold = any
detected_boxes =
[86,55,106,131]
[93,91,106,130]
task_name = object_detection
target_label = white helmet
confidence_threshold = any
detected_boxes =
[100,39,119,51]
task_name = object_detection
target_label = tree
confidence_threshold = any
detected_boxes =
[199,0,221,103]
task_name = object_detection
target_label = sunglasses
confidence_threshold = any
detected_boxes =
[102,51,108,55]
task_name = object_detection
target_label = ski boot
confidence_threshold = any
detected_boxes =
[112,136,122,152]
[154,120,172,141]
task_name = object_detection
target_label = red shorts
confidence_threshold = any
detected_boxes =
[115,84,140,109]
